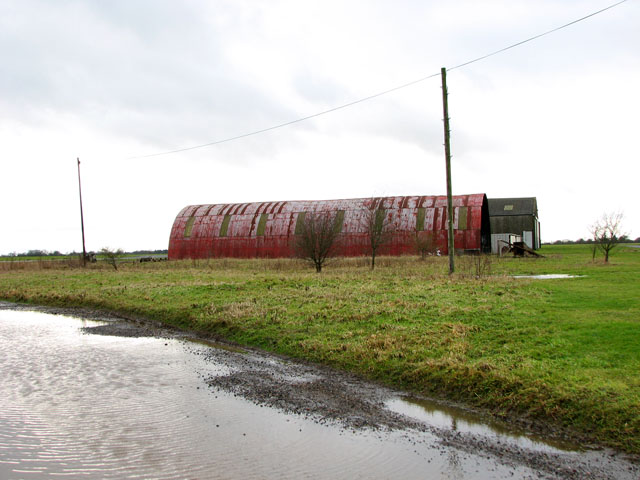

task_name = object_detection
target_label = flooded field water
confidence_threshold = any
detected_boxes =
[513,274,584,279]
[0,308,636,479]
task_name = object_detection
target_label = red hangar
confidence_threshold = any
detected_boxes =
[168,194,491,260]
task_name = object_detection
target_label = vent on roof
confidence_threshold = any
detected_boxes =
[257,213,268,236]
[333,210,345,233]
[219,214,231,237]
[504,205,514,211]
[294,212,306,235]
[416,207,425,231]
[184,216,195,238]
[375,209,386,231]
[458,207,468,230]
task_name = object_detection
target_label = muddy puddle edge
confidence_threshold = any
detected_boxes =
[1,300,638,476]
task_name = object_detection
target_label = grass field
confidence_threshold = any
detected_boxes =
[0,244,638,452]
[0,253,167,263]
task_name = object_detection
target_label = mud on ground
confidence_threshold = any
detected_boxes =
[2,302,638,480]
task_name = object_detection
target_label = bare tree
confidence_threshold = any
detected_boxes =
[294,211,340,272]
[362,200,394,270]
[100,247,124,270]
[589,212,626,263]
[413,230,438,260]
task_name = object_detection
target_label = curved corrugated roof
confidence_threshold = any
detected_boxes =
[168,194,490,259]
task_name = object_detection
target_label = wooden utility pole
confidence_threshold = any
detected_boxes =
[77,158,87,267]
[441,67,455,274]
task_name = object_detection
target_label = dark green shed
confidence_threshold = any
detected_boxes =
[488,197,540,249]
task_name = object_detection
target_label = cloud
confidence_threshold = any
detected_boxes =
[0,0,638,253]
[0,0,305,154]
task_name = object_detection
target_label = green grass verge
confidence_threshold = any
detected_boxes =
[0,245,638,452]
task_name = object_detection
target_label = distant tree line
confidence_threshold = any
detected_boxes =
[544,236,639,246]
[2,249,168,257]
[4,249,65,257]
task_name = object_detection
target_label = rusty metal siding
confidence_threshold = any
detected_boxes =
[168,194,490,260]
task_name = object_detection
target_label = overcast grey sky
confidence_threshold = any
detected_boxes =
[1,0,638,253]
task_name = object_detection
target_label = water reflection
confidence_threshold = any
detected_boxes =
[513,274,584,279]
[0,308,606,479]
[385,397,580,453]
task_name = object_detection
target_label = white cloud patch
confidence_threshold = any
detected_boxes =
[0,0,638,253]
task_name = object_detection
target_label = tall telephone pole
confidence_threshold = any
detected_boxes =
[441,67,455,274]
[77,158,87,267]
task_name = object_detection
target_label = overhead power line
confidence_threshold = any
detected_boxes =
[448,0,627,71]
[129,0,627,159]
[128,72,440,159]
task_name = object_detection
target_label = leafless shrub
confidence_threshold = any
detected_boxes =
[589,212,626,263]
[100,247,124,271]
[294,211,341,272]
[473,254,492,278]
[413,230,438,260]
[458,253,493,278]
[66,256,83,268]
[362,199,394,270]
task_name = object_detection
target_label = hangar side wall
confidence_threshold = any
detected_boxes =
[168,194,490,260]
